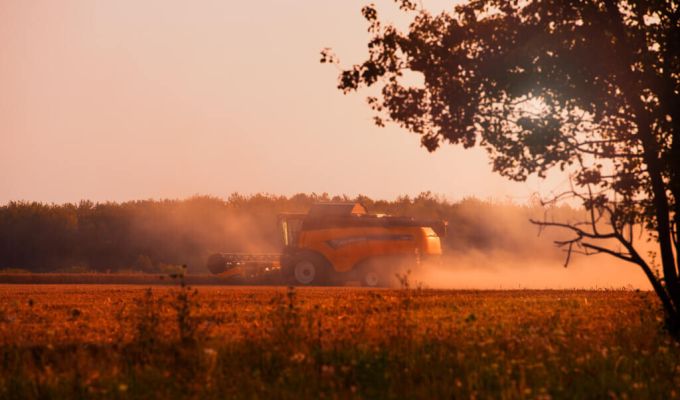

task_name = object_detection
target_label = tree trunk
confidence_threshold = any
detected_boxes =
[639,123,680,330]
[636,257,678,329]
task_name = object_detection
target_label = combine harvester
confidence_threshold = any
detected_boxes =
[207,203,446,287]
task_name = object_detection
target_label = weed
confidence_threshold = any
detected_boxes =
[129,289,162,360]
[1,287,679,399]
[267,287,303,351]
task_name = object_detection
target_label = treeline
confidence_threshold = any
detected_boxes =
[0,193,582,273]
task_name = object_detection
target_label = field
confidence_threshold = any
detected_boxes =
[0,273,275,286]
[1,284,679,399]
[0,273,224,285]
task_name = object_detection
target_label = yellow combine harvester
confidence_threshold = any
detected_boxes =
[207,203,446,287]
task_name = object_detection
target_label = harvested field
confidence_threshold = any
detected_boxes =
[0,273,273,286]
[1,284,679,399]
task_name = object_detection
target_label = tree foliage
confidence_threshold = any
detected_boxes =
[325,0,680,327]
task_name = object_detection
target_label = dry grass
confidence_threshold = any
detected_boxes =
[0,273,222,285]
[0,272,282,286]
[0,284,679,399]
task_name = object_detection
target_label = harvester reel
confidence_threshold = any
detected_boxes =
[207,253,228,275]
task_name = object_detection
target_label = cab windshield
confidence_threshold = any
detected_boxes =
[279,215,304,247]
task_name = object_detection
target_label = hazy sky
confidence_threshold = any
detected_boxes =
[0,0,568,204]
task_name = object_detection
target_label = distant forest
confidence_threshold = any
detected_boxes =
[0,193,583,273]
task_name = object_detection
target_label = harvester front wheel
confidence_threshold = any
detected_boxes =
[286,253,332,286]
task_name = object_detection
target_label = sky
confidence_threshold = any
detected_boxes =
[0,0,569,204]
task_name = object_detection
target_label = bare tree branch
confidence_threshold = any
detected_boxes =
[581,242,635,263]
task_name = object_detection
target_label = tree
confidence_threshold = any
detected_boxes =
[323,0,680,329]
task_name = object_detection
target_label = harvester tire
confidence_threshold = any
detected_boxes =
[286,253,333,286]
[207,253,227,275]
[357,258,399,288]
[362,268,381,287]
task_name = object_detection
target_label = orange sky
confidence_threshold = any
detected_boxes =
[0,0,567,204]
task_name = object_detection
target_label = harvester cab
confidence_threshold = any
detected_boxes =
[278,213,305,248]
[208,202,446,287]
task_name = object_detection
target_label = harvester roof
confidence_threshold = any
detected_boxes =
[301,202,447,238]
[306,202,367,218]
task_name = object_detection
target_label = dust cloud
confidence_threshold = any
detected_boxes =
[120,196,658,289]
[132,196,656,289]
[414,253,651,290]
[125,199,284,271]
[407,199,657,290]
